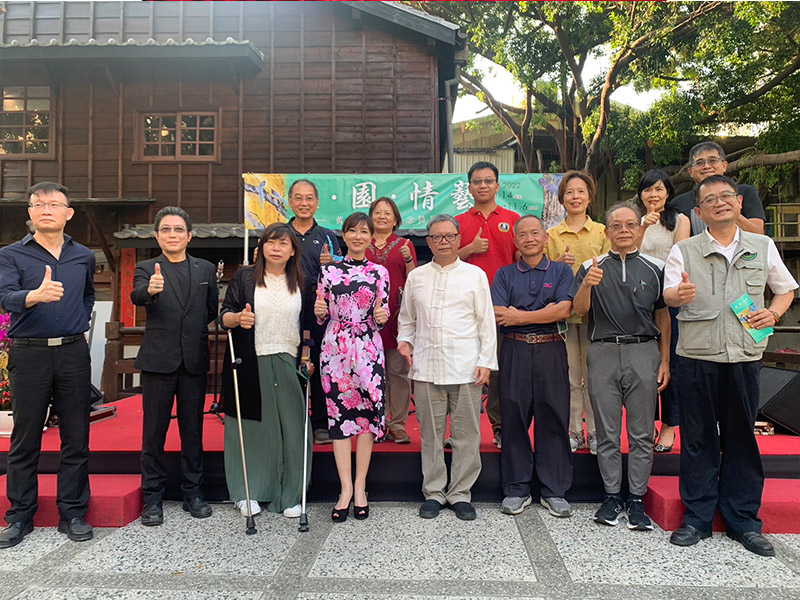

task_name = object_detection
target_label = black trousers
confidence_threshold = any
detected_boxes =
[140,365,206,504]
[676,358,764,534]
[5,339,91,523]
[308,321,327,431]
[499,338,572,498]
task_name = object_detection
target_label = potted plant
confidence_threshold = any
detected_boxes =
[0,312,12,437]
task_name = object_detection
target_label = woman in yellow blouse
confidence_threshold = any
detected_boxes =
[546,171,611,454]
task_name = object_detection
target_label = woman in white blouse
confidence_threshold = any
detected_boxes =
[220,223,312,518]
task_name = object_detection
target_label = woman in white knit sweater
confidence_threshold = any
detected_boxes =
[220,223,312,518]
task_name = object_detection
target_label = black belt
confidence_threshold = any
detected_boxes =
[12,334,84,348]
[597,335,656,345]
[505,332,562,345]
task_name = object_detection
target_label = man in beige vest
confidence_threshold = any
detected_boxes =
[664,175,797,557]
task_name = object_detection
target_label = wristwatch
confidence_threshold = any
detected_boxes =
[770,310,781,324]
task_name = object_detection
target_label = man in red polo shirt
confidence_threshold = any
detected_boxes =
[456,161,520,447]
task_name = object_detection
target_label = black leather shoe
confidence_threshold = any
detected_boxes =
[727,530,775,557]
[57,517,94,542]
[669,524,712,547]
[419,499,443,519]
[141,503,164,527]
[0,521,34,549]
[182,496,212,519]
[450,501,477,521]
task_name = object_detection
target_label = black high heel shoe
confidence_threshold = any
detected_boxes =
[354,492,369,520]
[331,505,349,523]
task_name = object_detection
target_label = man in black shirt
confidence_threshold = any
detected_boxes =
[0,182,95,548]
[131,206,218,526]
[669,141,765,236]
[286,179,341,444]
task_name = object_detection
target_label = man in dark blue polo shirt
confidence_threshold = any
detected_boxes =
[286,179,341,444]
[0,182,96,548]
[491,215,575,518]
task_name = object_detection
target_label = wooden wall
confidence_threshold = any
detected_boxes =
[0,1,441,233]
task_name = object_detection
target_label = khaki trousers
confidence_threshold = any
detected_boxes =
[414,380,483,504]
[566,322,595,435]
[385,348,412,434]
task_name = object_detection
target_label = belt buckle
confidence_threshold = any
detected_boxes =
[525,333,538,344]
[614,336,624,345]
[47,337,63,347]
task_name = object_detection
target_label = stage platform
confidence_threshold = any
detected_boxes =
[1,395,799,507]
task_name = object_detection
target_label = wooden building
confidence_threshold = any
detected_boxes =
[0,0,466,312]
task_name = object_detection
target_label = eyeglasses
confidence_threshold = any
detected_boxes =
[607,222,640,232]
[691,157,724,168]
[698,191,738,207]
[29,202,68,210]
[427,233,458,244]
[157,226,188,234]
[470,178,496,186]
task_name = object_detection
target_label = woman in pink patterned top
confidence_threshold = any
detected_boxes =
[314,212,390,523]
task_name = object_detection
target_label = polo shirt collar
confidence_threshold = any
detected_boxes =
[554,215,596,234]
[516,255,550,272]
[469,205,500,218]
[288,217,319,236]
[22,233,73,246]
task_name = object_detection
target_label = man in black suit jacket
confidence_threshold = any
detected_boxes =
[131,206,218,526]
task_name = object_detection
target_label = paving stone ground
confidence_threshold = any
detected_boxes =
[1,501,799,600]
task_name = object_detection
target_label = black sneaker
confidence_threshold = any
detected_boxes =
[624,498,654,531]
[594,494,623,526]
[419,499,443,519]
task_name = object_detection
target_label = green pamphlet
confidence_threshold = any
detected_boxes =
[730,293,773,343]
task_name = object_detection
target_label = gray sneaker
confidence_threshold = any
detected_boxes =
[587,432,598,455]
[500,495,532,515]
[569,431,584,453]
[540,496,572,518]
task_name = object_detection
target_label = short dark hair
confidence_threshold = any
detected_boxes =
[342,211,374,235]
[689,141,725,162]
[154,206,192,232]
[557,170,596,207]
[369,197,402,231]
[513,214,546,235]
[28,181,70,205]
[637,169,678,232]
[605,201,642,226]
[288,178,319,198]
[468,161,499,182]
[694,174,738,206]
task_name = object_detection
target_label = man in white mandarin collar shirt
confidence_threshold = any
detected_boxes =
[397,214,497,521]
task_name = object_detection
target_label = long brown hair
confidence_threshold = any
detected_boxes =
[251,223,303,293]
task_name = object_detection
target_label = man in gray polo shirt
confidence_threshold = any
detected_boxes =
[570,201,670,531]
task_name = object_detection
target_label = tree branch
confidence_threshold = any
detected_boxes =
[727,150,800,173]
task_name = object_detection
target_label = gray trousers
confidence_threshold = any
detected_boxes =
[586,340,660,497]
[414,380,483,504]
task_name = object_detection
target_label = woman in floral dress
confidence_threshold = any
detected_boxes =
[314,212,389,522]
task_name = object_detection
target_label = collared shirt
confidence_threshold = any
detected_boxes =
[455,205,520,286]
[397,258,497,385]
[288,217,341,327]
[670,184,766,236]
[664,228,798,295]
[491,256,574,335]
[569,250,665,342]
[545,216,611,275]
[0,233,95,338]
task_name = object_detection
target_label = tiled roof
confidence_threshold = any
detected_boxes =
[0,37,262,58]
[114,223,255,240]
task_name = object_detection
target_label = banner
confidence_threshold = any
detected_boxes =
[243,173,565,232]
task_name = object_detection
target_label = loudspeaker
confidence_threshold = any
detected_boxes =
[759,366,800,435]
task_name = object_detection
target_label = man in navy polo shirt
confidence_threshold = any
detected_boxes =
[492,215,574,517]
[0,182,96,548]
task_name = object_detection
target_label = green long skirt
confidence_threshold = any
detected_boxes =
[224,353,312,513]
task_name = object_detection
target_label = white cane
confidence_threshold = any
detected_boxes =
[298,361,311,532]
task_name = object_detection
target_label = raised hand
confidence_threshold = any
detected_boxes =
[397,341,414,367]
[374,294,388,325]
[399,239,413,263]
[677,271,696,304]
[469,227,489,254]
[320,243,333,265]
[643,211,660,227]
[314,289,328,319]
[558,244,575,266]
[239,302,255,329]
[582,257,603,287]
[148,263,165,296]
[33,265,64,304]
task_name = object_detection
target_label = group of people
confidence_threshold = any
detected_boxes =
[0,143,796,560]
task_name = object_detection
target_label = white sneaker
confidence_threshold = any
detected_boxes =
[283,504,302,518]
[236,500,261,517]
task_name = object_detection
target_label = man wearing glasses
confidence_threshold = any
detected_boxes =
[456,161,520,449]
[131,207,218,527]
[571,202,671,532]
[397,215,497,521]
[0,182,95,548]
[669,141,765,235]
[664,175,797,556]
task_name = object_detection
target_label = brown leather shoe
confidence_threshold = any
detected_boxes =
[391,429,411,444]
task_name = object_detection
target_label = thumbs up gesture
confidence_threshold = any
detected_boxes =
[314,289,328,319]
[558,244,575,266]
[468,227,489,254]
[399,239,413,263]
[239,302,255,329]
[582,256,604,288]
[32,265,64,304]
[148,263,165,296]
[643,210,660,227]
[374,293,388,325]
[677,271,696,304]
[320,243,333,265]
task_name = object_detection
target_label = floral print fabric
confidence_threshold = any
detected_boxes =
[317,257,389,440]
